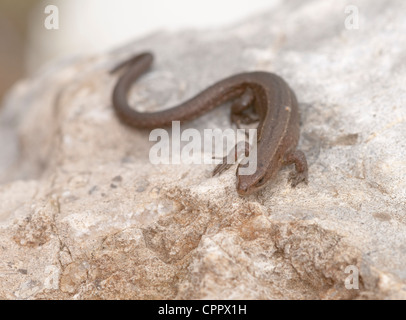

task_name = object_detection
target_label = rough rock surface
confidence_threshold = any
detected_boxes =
[1,0,406,299]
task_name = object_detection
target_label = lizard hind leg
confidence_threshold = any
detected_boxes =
[230,88,259,128]
[213,89,255,176]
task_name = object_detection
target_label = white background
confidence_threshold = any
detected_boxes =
[27,0,279,71]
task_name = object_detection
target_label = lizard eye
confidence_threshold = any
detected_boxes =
[256,177,265,186]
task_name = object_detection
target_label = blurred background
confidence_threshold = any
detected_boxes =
[0,0,277,105]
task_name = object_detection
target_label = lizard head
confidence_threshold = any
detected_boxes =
[236,162,274,196]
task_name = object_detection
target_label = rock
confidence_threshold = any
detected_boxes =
[1,0,406,299]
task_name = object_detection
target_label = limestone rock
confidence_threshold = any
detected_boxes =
[1,0,406,299]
